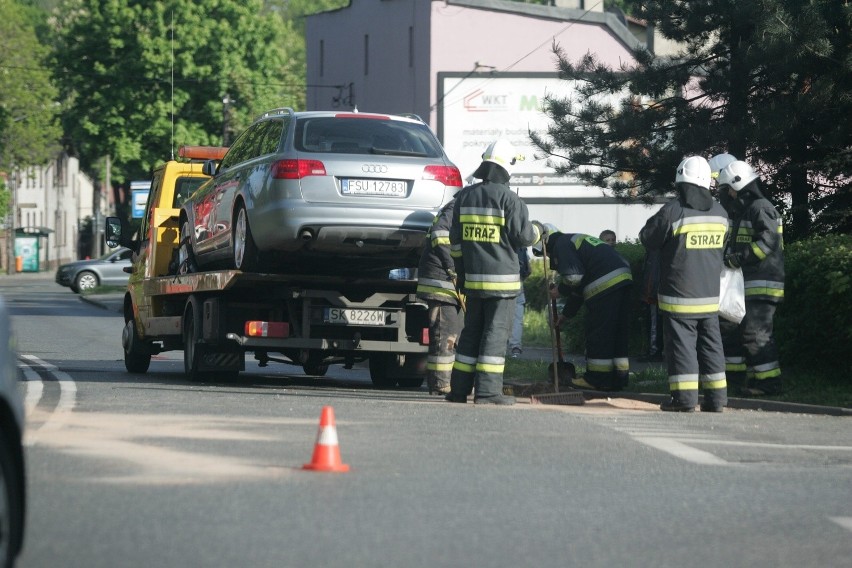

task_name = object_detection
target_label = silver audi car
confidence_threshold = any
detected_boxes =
[178,109,462,276]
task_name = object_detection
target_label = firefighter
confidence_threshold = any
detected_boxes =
[533,226,633,391]
[717,160,785,396]
[640,156,729,412]
[709,153,747,389]
[446,139,541,405]
[416,199,464,395]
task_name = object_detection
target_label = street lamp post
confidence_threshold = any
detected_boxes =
[222,94,235,146]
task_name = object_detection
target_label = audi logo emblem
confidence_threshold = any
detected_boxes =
[361,164,388,173]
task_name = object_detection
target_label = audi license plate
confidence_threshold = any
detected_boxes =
[324,308,388,326]
[341,178,406,197]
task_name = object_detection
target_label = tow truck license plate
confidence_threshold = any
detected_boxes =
[324,308,387,326]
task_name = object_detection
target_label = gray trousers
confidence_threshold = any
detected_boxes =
[425,300,464,391]
[663,315,727,408]
[450,296,515,399]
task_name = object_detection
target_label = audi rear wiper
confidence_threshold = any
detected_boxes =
[370,147,427,157]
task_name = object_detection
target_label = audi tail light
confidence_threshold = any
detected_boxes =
[423,165,463,188]
[272,159,327,179]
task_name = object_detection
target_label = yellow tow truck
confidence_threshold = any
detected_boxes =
[105,146,428,387]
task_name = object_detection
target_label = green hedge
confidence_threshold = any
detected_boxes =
[776,234,852,376]
[523,235,852,376]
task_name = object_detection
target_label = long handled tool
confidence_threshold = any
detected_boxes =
[530,231,584,406]
[548,297,577,385]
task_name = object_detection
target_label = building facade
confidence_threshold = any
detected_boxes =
[1,153,100,273]
[305,0,675,240]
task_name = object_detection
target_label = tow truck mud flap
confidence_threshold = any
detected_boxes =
[197,350,242,373]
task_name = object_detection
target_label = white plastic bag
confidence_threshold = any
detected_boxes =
[719,267,746,324]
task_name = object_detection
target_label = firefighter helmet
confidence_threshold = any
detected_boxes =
[709,153,737,178]
[531,223,560,257]
[717,160,759,192]
[675,156,712,190]
[481,139,524,175]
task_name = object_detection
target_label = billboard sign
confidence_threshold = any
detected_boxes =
[131,180,151,219]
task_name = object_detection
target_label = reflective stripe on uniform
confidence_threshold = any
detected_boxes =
[453,353,477,373]
[582,267,632,300]
[668,373,699,391]
[751,360,781,379]
[658,294,720,315]
[587,358,614,373]
[427,354,455,372]
[699,372,727,390]
[744,280,784,299]
[464,272,521,292]
[459,206,506,226]
[476,354,506,374]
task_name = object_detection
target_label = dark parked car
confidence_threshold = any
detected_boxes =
[54,247,132,293]
[0,297,25,566]
[178,109,462,276]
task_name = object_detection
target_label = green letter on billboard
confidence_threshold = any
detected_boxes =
[519,95,540,111]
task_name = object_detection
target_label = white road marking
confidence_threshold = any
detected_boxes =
[20,354,77,445]
[829,517,852,533]
[634,436,729,465]
[20,362,43,413]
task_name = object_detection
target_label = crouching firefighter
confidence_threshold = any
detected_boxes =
[416,199,464,395]
[533,225,633,391]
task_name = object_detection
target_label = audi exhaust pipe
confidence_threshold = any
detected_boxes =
[300,229,314,241]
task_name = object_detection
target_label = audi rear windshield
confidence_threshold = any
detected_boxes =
[294,117,443,158]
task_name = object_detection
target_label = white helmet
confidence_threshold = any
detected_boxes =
[675,156,712,190]
[717,160,759,192]
[531,223,560,256]
[708,153,737,178]
[481,139,524,175]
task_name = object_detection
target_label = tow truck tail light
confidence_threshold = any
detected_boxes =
[245,321,290,338]
[272,159,327,179]
[423,165,463,189]
[421,328,430,345]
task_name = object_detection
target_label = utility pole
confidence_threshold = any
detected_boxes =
[222,94,234,146]
[5,169,16,275]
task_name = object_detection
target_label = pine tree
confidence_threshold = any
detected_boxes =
[532,0,851,238]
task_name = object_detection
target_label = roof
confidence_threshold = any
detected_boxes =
[445,0,645,52]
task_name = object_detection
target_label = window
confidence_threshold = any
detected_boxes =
[364,34,369,76]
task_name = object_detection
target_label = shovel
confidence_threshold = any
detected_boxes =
[541,233,574,391]
[548,298,577,386]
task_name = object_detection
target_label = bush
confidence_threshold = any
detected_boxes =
[776,234,852,376]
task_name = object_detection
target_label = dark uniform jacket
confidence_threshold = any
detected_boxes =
[640,183,729,319]
[726,183,785,303]
[449,165,538,299]
[416,199,460,305]
[549,233,633,318]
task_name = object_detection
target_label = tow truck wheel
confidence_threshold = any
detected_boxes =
[183,300,206,380]
[122,318,151,373]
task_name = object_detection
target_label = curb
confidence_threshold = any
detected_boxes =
[82,294,850,416]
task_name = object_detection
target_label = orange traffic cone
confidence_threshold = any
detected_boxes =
[303,406,350,472]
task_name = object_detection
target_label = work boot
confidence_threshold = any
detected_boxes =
[429,380,451,395]
[473,394,516,405]
[739,379,782,397]
[699,402,725,413]
[445,392,468,403]
[660,398,696,412]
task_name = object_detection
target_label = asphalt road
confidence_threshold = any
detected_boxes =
[5,274,852,568]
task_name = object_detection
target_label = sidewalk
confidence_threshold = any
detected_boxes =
[75,289,850,417]
[510,347,851,417]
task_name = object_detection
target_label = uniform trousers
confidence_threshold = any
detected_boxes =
[584,286,632,390]
[663,315,727,408]
[741,300,782,390]
[425,300,464,393]
[450,296,515,399]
